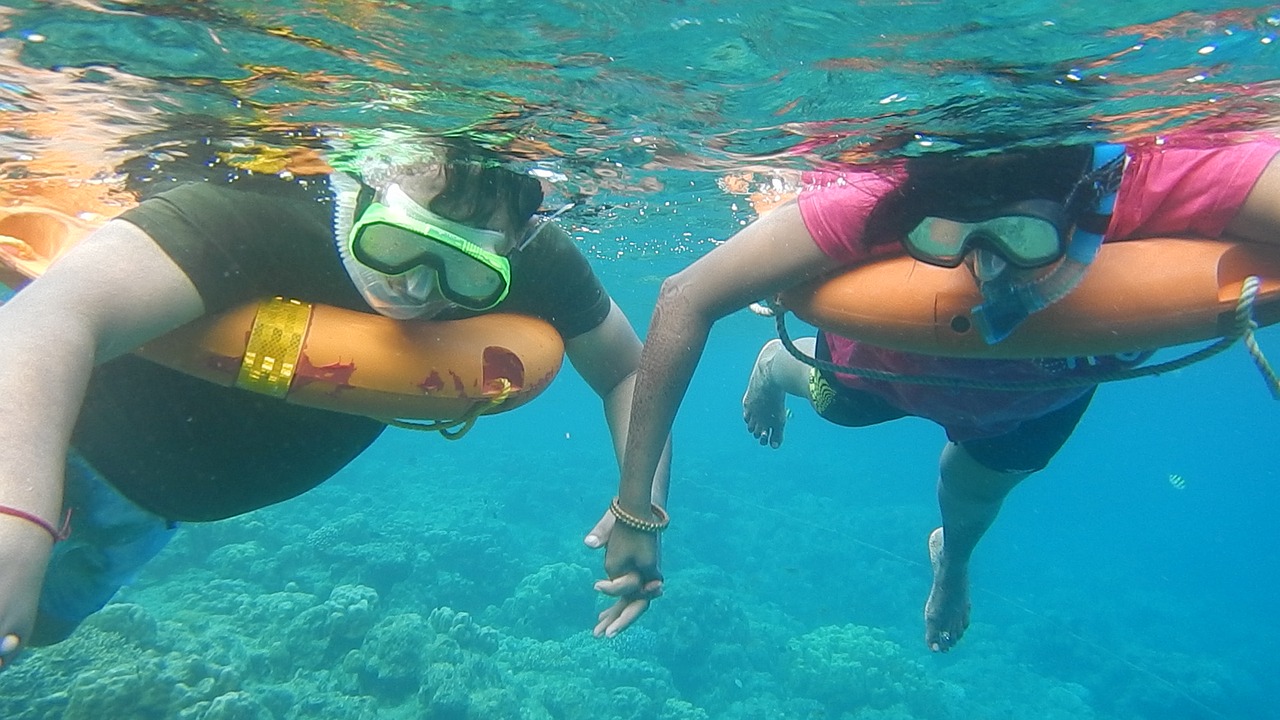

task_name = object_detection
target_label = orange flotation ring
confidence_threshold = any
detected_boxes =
[1,204,564,427]
[780,239,1280,359]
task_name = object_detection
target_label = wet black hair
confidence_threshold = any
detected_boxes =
[427,140,544,238]
[863,144,1093,247]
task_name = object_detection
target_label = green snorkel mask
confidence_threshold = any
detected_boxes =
[348,183,513,312]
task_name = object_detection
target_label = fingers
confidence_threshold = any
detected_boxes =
[593,571,641,597]
[0,633,21,670]
[592,575,662,637]
[593,598,628,636]
[583,510,615,549]
[594,571,663,598]
[593,593,657,638]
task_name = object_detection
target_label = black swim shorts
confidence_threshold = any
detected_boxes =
[806,333,1095,474]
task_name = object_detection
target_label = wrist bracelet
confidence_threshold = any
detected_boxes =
[0,505,72,542]
[609,497,670,533]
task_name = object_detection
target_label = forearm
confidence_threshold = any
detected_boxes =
[616,279,710,514]
[0,220,205,513]
[601,372,672,506]
[0,317,97,522]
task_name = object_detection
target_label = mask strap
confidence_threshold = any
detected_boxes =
[514,203,575,253]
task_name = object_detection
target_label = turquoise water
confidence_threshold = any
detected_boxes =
[1,1,1279,718]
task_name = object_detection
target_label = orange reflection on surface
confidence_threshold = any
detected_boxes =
[0,45,162,219]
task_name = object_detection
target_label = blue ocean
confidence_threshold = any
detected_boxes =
[1,1,1277,718]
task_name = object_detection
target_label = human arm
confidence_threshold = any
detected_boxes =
[0,219,203,663]
[566,299,673,512]
[569,300,674,575]
[594,201,843,635]
[567,300,673,635]
[1224,152,1280,245]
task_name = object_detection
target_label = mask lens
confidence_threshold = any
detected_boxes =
[353,222,437,275]
[905,205,1066,269]
[427,237,506,302]
[905,217,970,267]
[979,216,1061,267]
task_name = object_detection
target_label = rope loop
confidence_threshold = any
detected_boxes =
[381,378,515,439]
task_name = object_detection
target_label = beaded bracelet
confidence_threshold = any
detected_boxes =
[0,505,72,542]
[609,497,670,533]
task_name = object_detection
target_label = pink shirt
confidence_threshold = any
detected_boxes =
[796,133,1280,440]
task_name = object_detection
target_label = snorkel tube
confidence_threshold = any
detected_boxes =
[970,144,1127,343]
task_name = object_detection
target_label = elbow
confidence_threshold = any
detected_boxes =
[656,272,687,304]
[645,272,718,355]
[655,268,736,332]
[654,270,706,320]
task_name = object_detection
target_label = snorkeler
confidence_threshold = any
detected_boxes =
[0,135,670,668]
[592,131,1280,651]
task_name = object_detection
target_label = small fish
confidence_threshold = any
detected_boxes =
[1167,473,1186,490]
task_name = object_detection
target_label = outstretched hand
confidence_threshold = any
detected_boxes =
[0,520,56,671]
[584,516,663,637]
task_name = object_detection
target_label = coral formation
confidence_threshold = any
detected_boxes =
[0,440,1264,719]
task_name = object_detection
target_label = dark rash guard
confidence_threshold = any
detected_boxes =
[72,177,610,521]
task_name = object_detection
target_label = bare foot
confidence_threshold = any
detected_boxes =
[743,339,789,448]
[924,527,970,652]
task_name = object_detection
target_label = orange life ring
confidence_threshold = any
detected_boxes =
[1,204,565,423]
[780,238,1280,359]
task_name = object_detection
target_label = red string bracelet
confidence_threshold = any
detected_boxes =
[0,505,72,542]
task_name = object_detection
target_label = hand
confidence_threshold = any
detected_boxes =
[592,523,663,637]
[0,518,55,670]
[582,506,615,550]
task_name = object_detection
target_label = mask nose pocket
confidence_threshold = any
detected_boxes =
[970,248,1009,282]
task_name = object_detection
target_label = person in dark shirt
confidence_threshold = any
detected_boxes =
[0,137,669,663]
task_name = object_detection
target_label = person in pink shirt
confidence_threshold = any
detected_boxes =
[588,132,1280,652]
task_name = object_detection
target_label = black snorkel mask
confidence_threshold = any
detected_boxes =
[903,144,1127,344]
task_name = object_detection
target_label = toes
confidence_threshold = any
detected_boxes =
[744,412,784,447]
[926,622,966,653]
[939,629,954,649]
[927,629,955,653]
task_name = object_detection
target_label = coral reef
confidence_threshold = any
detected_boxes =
[0,439,1265,720]
[483,561,595,640]
[787,623,946,717]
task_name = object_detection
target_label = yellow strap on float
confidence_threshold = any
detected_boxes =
[235,297,313,398]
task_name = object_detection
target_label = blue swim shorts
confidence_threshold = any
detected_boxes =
[32,451,177,645]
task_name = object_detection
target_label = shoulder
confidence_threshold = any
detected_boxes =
[117,178,344,313]
[510,219,600,284]
[503,220,612,340]
[118,180,333,264]
[517,218,581,259]
[794,164,906,264]
[798,164,905,203]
